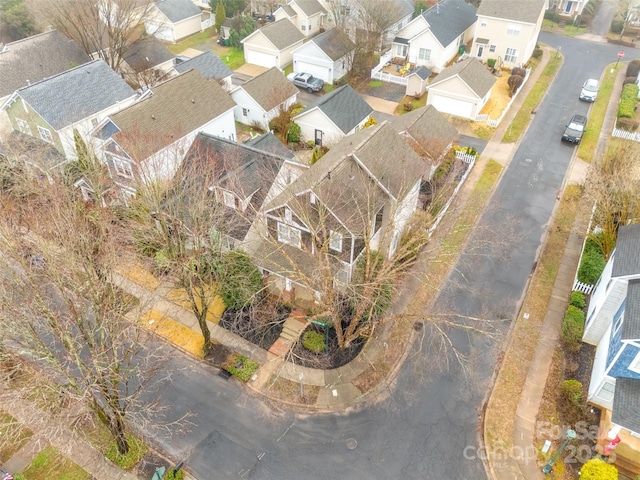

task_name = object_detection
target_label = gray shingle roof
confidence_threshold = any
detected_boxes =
[311,28,355,61]
[296,85,372,134]
[613,223,640,277]
[422,0,477,47]
[239,67,298,111]
[281,4,297,16]
[249,18,304,50]
[622,279,640,341]
[245,132,294,159]
[0,30,91,98]
[110,69,236,160]
[174,51,233,80]
[14,59,135,130]
[477,0,547,24]
[293,0,326,17]
[154,0,201,22]
[391,0,416,23]
[390,104,458,145]
[612,378,640,435]
[123,37,174,72]
[410,65,432,80]
[428,57,496,98]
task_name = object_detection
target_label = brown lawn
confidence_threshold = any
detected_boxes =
[479,71,511,120]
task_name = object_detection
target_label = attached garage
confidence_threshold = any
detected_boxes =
[429,94,473,119]
[241,19,304,69]
[294,60,329,82]
[245,49,277,69]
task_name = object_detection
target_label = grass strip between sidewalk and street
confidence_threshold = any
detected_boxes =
[502,55,563,143]
[484,184,583,447]
[21,446,91,480]
[577,63,617,163]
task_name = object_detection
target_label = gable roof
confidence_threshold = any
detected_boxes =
[421,0,477,47]
[409,65,432,80]
[238,67,298,111]
[110,70,235,160]
[153,0,201,22]
[390,104,458,144]
[613,223,640,277]
[295,85,372,134]
[11,59,135,130]
[280,4,297,16]
[245,132,295,159]
[174,51,233,79]
[477,0,547,24]
[245,18,304,50]
[428,58,496,98]
[123,36,174,72]
[0,30,91,98]
[388,0,415,24]
[310,28,355,61]
[292,0,326,16]
[179,132,287,240]
[612,378,640,434]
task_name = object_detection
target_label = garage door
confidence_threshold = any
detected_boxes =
[295,61,330,83]
[430,94,474,119]
[245,48,277,68]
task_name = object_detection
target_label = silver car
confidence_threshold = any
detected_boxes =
[579,78,599,102]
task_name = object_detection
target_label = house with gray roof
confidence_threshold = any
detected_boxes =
[145,0,207,43]
[230,67,298,130]
[473,0,547,68]
[1,59,137,161]
[274,0,327,38]
[582,222,640,469]
[96,69,236,191]
[241,18,304,69]
[254,121,425,302]
[292,84,372,147]
[245,132,295,160]
[121,36,175,89]
[426,57,496,119]
[291,28,355,83]
[382,0,477,74]
[173,51,233,89]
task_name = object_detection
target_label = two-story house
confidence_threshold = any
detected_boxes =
[583,223,640,474]
[274,0,327,38]
[1,60,137,161]
[473,0,547,68]
[252,121,425,303]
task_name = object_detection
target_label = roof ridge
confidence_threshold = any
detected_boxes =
[4,29,58,48]
[16,58,102,91]
[196,131,292,163]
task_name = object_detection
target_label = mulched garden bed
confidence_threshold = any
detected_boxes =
[289,323,365,370]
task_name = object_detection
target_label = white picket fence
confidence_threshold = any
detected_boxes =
[612,127,640,142]
[474,67,531,128]
[455,150,477,164]
[573,280,594,295]
[371,52,409,86]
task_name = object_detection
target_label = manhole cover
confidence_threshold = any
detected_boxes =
[346,438,357,450]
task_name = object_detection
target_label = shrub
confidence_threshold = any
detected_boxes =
[508,74,524,95]
[105,434,148,470]
[432,150,456,184]
[570,291,586,309]
[310,146,326,164]
[580,457,618,480]
[616,116,640,131]
[487,58,496,68]
[544,9,560,22]
[363,114,377,127]
[623,75,638,85]
[511,67,526,77]
[560,379,582,404]
[222,353,259,381]
[561,305,585,352]
[215,250,263,309]
[302,330,326,353]
[611,19,624,34]
[626,59,640,79]
[578,248,606,284]
[164,470,186,480]
[287,122,301,143]
[532,46,543,59]
[307,139,315,148]
[617,83,639,119]
[403,101,414,111]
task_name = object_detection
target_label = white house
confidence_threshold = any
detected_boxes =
[291,28,355,83]
[145,0,206,43]
[230,67,298,130]
[274,0,327,38]
[241,18,305,69]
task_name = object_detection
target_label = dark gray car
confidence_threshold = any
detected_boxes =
[562,114,587,143]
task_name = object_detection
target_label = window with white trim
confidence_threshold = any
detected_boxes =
[418,48,431,61]
[37,126,53,144]
[107,153,134,178]
[222,191,235,209]
[301,24,307,31]
[285,208,292,222]
[277,222,301,248]
[597,380,615,402]
[489,44,496,53]
[614,312,624,334]
[629,351,640,374]
[507,24,521,36]
[15,117,32,135]
[396,44,408,57]
[504,48,518,63]
[329,231,343,252]
[242,108,249,116]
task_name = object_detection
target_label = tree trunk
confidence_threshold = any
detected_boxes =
[109,413,129,455]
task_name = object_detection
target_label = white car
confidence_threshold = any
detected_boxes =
[579,78,599,102]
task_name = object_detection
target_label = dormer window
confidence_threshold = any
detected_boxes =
[329,231,343,252]
[285,208,292,222]
[223,191,236,209]
[278,222,301,248]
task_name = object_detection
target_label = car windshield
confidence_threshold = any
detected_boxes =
[584,83,598,92]
[568,122,584,131]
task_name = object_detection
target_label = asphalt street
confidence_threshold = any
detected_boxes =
[146,34,640,480]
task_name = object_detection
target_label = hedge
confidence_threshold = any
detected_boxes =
[561,305,585,352]
[570,291,586,309]
[617,83,639,119]
[626,59,640,79]
[578,248,606,285]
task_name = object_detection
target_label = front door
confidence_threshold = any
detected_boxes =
[565,1,573,13]
[315,129,323,146]
[477,45,484,58]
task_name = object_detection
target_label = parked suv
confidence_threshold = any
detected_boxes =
[562,114,587,144]
[579,78,599,102]
[287,72,324,93]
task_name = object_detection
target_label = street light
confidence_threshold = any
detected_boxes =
[542,429,576,474]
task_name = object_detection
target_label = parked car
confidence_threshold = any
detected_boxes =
[579,78,599,102]
[562,114,587,143]
[287,72,324,93]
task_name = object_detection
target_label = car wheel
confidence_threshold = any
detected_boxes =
[307,87,313,93]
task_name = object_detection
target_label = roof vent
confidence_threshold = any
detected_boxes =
[151,114,156,120]
[191,99,195,103]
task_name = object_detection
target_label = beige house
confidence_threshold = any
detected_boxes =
[241,18,304,68]
[145,0,205,43]
[274,0,327,38]
[472,0,547,69]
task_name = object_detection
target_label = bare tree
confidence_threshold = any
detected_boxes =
[0,168,175,455]
[38,0,154,71]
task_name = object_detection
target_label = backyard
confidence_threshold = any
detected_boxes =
[167,27,245,70]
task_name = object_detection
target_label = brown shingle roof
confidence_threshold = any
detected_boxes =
[428,58,496,98]
[390,105,458,145]
[248,18,304,50]
[311,28,355,61]
[239,67,298,112]
[293,0,326,17]
[111,70,236,160]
